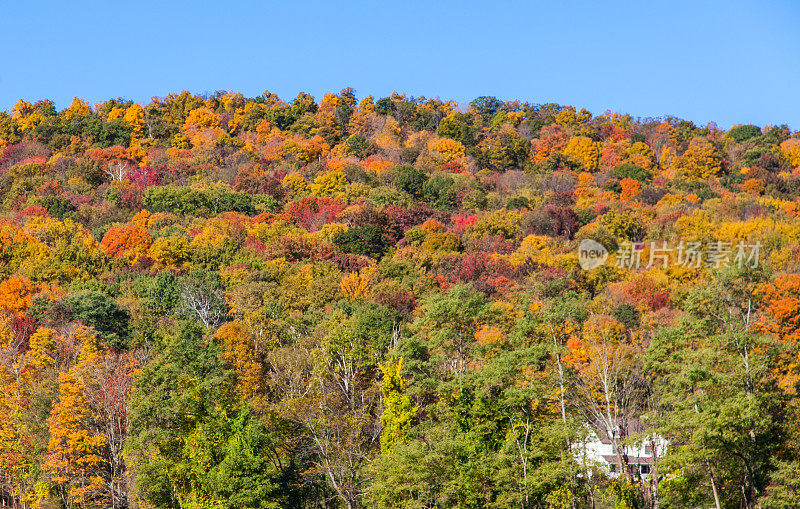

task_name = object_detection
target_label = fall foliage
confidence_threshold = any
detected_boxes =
[0,90,798,508]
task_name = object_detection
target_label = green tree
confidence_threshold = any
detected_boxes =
[126,321,286,508]
[333,225,389,259]
[412,284,493,378]
[394,165,428,198]
[62,291,131,349]
[647,267,786,509]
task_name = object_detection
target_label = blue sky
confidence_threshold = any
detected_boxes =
[1,0,798,129]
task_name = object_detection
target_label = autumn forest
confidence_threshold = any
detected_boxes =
[1,90,800,508]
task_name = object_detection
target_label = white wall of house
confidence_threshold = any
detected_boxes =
[575,427,668,478]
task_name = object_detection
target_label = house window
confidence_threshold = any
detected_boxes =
[640,465,650,475]
[609,464,617,473]
[644,445,652,455]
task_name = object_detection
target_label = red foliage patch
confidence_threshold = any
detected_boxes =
[284,197,346,231]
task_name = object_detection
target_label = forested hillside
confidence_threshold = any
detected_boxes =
[1,90,800,508]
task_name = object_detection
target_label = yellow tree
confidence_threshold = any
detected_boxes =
[45,333,110,508]
[779,138,800,169]
[184,106,221,130]
[20,327,55,388]
[63,98,92,120]
[373,117,402,152]
[312,93,344,143]
[0,318,32,506]
[12,100,44,132]
[347,95,376,136]
[309,169,346,196]
[555,106,578,126]
[148,235,191,269]
[183,107,224,147]
[0,326,60,506]
[340,270,371,301]
[675,136,723,179]
[627,141,656,170]
[428,137,466,166]
[215,321,266,408]
[564,136,601,172]
[281,135,330,165]
[378,358,415,453]
[123,104,146,140]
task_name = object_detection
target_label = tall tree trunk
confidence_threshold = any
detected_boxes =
[706,460,722,509]
[649,436,660,509]
[550,325,578,509]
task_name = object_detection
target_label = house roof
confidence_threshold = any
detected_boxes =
[602,455,654,466]
[592,417,649,445]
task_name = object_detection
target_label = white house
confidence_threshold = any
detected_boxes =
[574,418,668,478]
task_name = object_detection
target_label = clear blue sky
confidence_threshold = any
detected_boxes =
[2,0,798,129]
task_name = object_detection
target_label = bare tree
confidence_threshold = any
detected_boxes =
[179,282,226,329]
[571,315,647,485]
[82,352,134,509]
[271,319,379,508]
[104,161,129,182]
